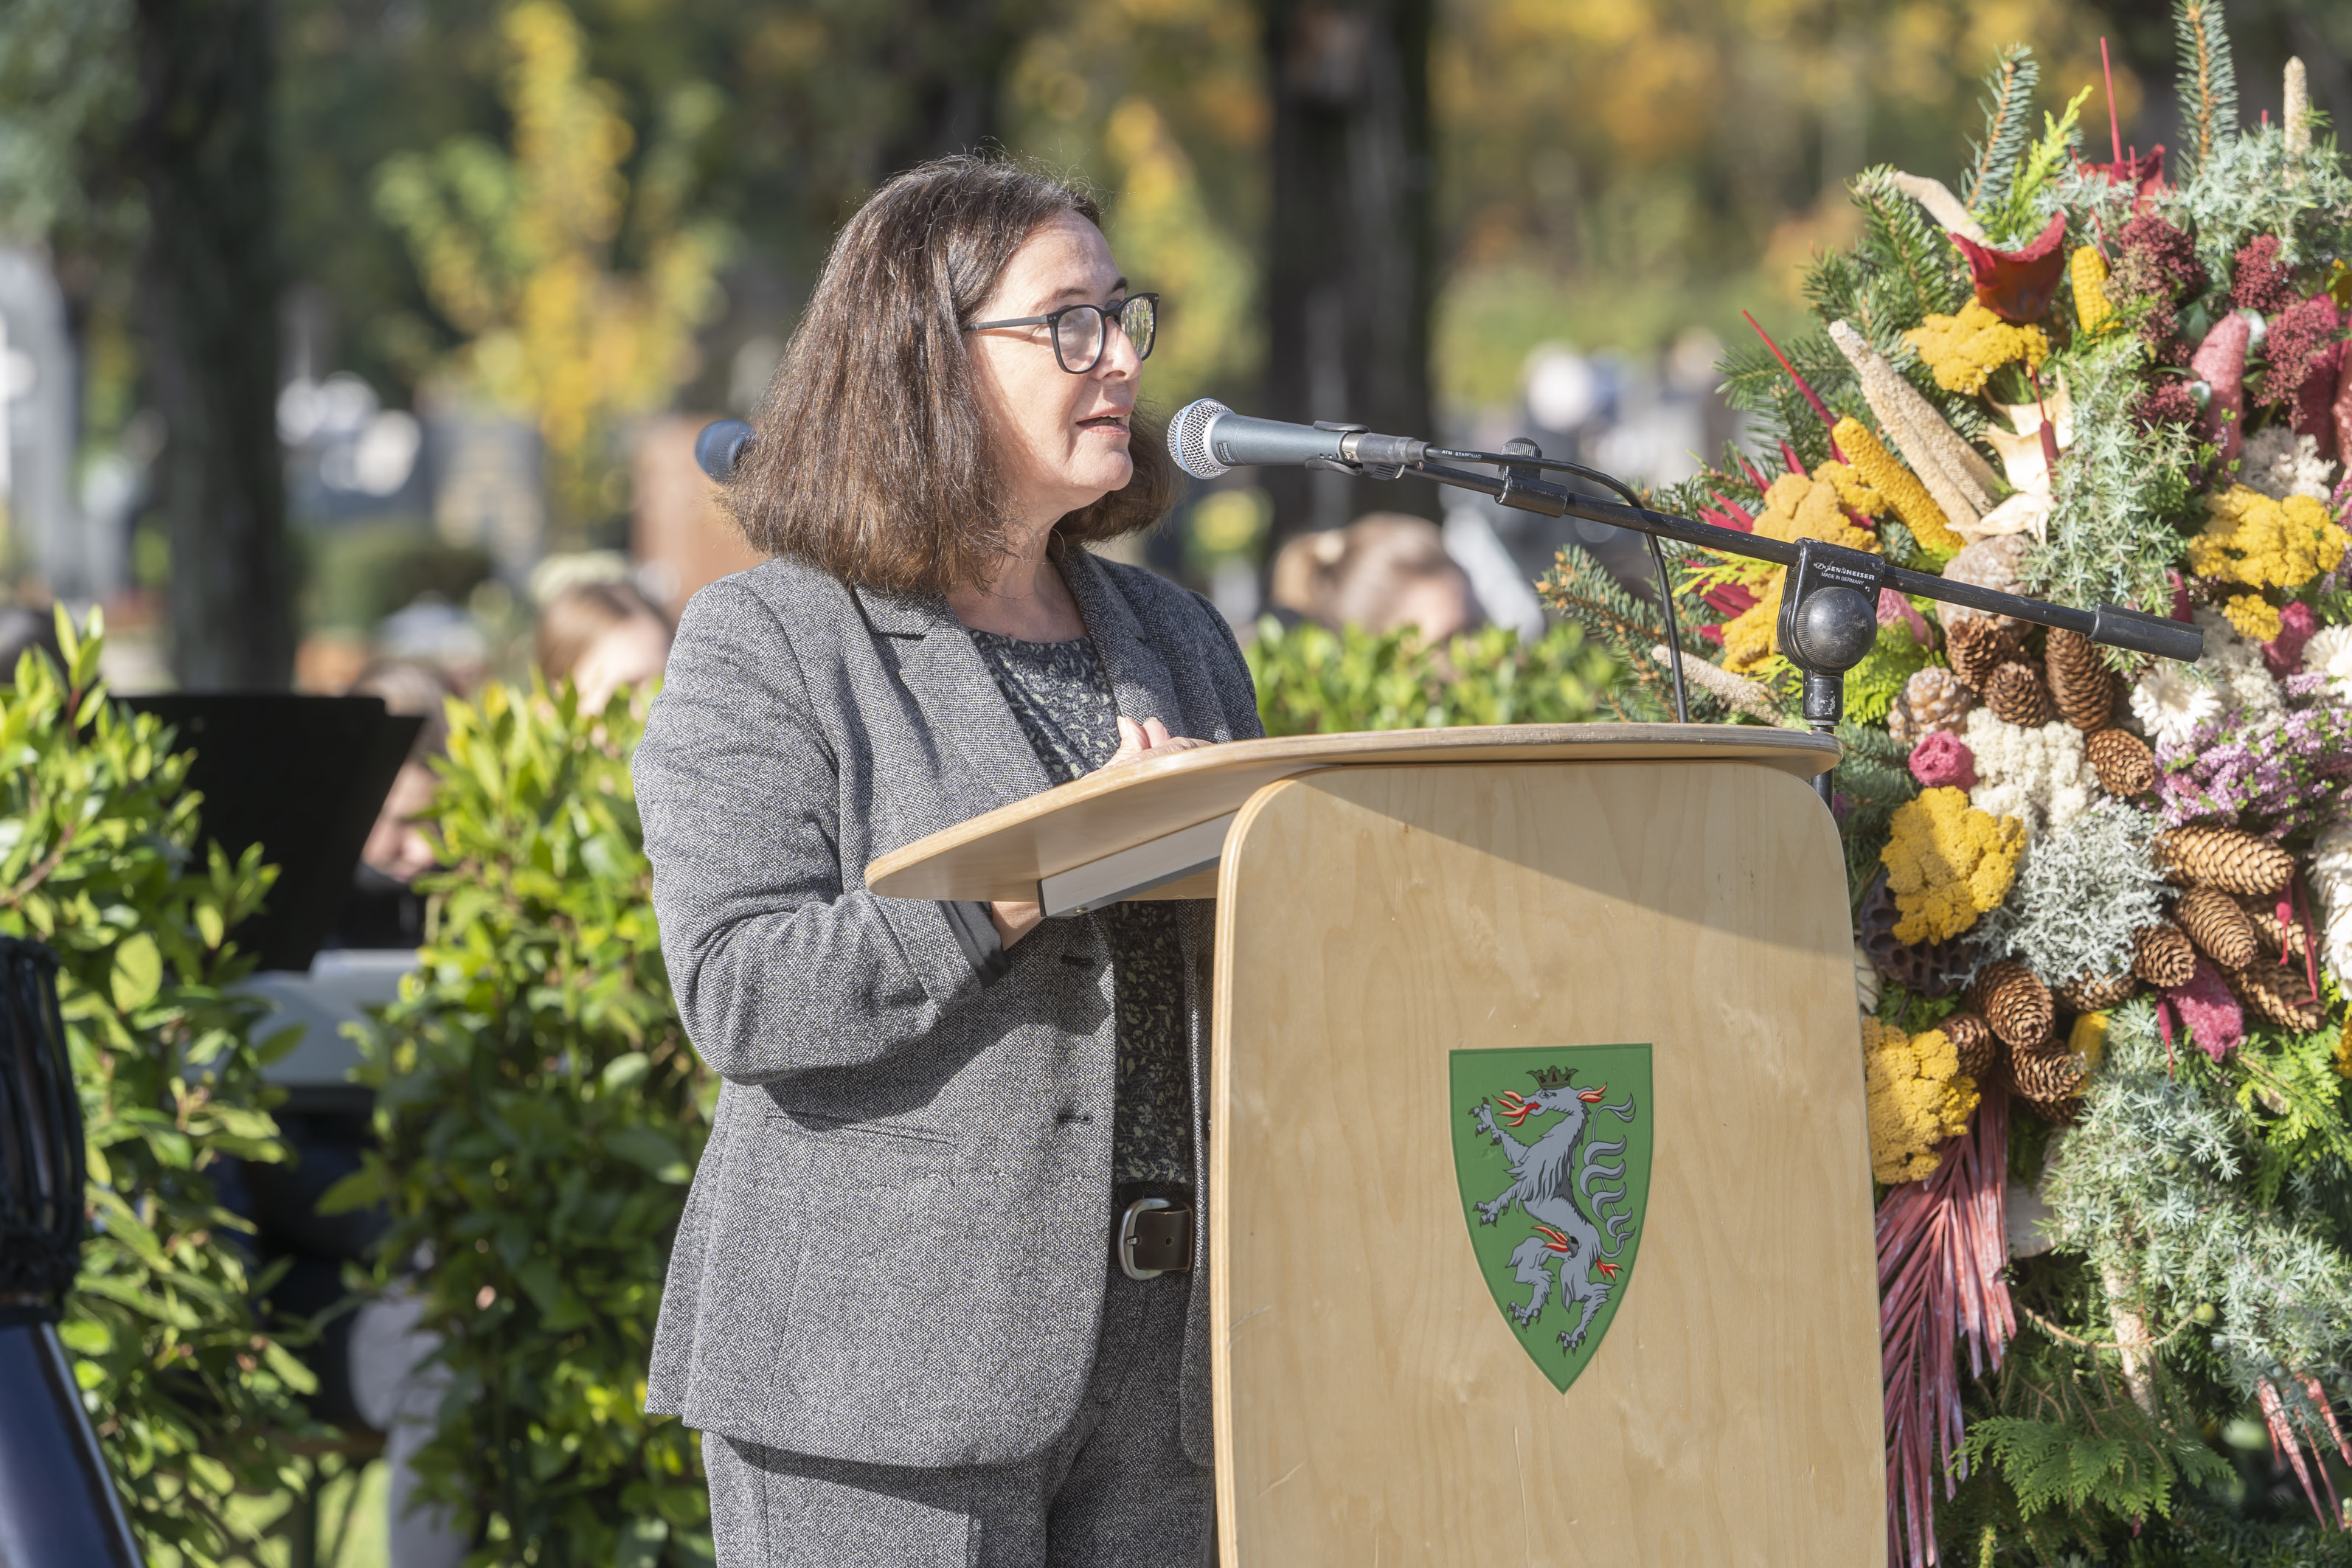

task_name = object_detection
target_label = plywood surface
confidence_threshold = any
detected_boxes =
[1210,762,1881,1566]
[864,724,1837,903]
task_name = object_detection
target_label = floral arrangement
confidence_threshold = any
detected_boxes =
[1541,7,2352,1559]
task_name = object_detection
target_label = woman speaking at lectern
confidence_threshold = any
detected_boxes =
[632,156,1262,1566]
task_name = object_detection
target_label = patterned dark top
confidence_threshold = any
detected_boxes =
[969,628,1195,1188]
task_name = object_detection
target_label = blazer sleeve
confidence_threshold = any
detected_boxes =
[634,577,992,1085]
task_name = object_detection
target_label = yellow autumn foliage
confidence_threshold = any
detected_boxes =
[1862,1017,1978,1185]
[2188,485,2349,592]
[1903,300,2051,396]
[1880,786,2025,945]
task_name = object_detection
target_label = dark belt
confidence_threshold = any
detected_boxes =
[1113,1183,1195,1280]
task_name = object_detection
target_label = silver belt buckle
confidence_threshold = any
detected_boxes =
[1118,1197,1173,1280]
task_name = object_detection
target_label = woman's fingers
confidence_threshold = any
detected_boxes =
[1100,715,1210,771]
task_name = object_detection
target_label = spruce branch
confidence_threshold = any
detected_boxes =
[2174,0,2239,177]
[1963,45,2041,215]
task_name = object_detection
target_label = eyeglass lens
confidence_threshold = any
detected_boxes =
[1053,298,1156,372]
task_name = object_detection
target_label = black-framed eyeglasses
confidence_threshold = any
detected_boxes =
[962,294,1158,373]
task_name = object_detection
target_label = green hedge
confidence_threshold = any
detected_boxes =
[331,679,711,1567]
[1,611,319,1565]
[1245,617,1617,735]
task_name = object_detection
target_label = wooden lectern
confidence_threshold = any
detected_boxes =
[868,724,1882,1565]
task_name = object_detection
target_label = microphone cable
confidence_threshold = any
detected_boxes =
[1428,448,1690,725]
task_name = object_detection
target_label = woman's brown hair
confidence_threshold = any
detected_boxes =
[724,156,1178,597]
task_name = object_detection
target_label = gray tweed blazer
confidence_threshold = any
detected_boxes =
[634,546,1262,1471]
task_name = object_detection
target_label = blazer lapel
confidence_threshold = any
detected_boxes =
[851,583,1054,824]
[1061,547,1188,738]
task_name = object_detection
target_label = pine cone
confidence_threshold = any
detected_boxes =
[1938,535,2029,633]
[2044,628,2117,731]
[2009,1045,2087,1104]
[1983,660,2056,726]
[2175,884,2261,969]
[1858,871,1970,997]
[2131,922,2196,988]
[1902,666,1974,735]
[2150,825,2297,895]
[2086,727,2157,797]
[1943,1010,2002,1084]
[1946,618,2025,695]
[2229,959,2324,1033]
[2058,971,2138,1010]
[2234,892,2314,961]
[1968,959,2056,1050]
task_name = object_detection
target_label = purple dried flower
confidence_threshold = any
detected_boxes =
[2155,701,2352,838]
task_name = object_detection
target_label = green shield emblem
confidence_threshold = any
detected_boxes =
[1450,1044,1654,1393]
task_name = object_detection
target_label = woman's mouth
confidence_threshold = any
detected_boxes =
[1078,414,1130,434]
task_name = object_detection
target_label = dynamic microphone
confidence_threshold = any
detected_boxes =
[1166,399,1427,480]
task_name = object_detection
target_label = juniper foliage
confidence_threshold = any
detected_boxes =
[2021,334,2197,617]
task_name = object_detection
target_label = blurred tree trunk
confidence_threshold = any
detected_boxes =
[878,0,1031,175]
[133,0,293,689]
[1259,0,1438,554]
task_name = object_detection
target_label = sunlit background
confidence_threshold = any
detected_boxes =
[0,0,2344,685]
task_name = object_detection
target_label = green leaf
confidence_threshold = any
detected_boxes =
[108,932,162,1013]
[601,1051,651,1093]
[604,1125,690,1183]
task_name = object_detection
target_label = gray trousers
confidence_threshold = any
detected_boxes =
[704,1266,1210,1567]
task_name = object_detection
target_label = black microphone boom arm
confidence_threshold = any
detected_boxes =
[1327,440,2202,803]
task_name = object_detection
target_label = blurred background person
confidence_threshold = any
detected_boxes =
[534,579,673,710]
[336,659,454,949]
[1268,513,1482,645]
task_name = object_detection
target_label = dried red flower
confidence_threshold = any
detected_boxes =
[2078,145,2167,204]
[2112,211,2208,302]
[2256,294,2344,411]
[2232,235,2296,315]
[2131,381,2201,429]
[1951,212,2069,324]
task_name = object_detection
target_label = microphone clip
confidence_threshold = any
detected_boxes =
[1305,421,1406,482]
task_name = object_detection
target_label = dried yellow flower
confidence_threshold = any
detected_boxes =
[1880,785,2026,944]
[2188,485,2348,592]
[1755,471,1881,550]
[1903,301,2052,396]
[1833,417,1966,555]
[1816,459,1889,518]
[2222,592,2283,643]
[2070,246,2112,336]
[1862,1017,1979,1184]
[1719,569,1786,675]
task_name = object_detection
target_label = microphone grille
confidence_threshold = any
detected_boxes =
[1167,399,1230,480]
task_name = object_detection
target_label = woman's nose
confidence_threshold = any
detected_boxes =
[1095,318,1142,380]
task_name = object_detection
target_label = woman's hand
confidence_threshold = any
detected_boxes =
[989,718,1213,951]
[1103,715,1211,769]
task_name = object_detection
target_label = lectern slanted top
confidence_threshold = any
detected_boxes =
[868,724,1881,1567]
